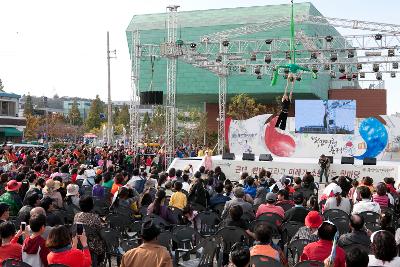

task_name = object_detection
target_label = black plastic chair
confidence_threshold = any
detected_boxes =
[174,237,218,267]
[281,221,305,247]
[120,238,140,253]
[100,228,122,267]
[195,211,221,236]
[358,211,381,224]
[75,179,84,187]
[158,231,174,254]
[287,239,312,264]
[92,198,110,217]
[323,209,349,220]
[142,214,171,230]
[293,260,324,267]
[105,213,133,234]
[276,202,294,212]
[168,206,183,224]
[172,225,203,253]
[257,212,283,227]
[216,226,249,266]
[341,243,370,254]
[81,185,93,196]
[2,259,32,267]
[365,222,381,232]
[250,255,283,267]
[190,202,207,212]
[331,217,350,235]
[212,203,225,218]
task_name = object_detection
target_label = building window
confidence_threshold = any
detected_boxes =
[0,101,16,116]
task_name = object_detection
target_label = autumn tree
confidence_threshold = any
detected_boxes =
[149,106,165,142]
[24,115,39,140]
[85,95,104,131]
[68,99,82,125]
[227,93,267,120]
[24,94,34,117]
[113,106,120,125]
[117,104,130,127]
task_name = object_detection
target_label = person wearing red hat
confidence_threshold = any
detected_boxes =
[291,211,322,243]
[0,180,23,216]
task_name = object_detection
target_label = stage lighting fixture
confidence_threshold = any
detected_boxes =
[376,72,382,80]
[391,71,396,78]
[330,71,336,78]
[265,39,273,44]
[347,50,355,58]
[285,51,291,60]
[257,75,262,79]
[357,63,363,70]
[222,40,230,47]
[388,49,395,57]
[330,52,338,62]
[393,62,399,69]
[240,66,246,73]
[360,72,366,78]
[216,55,222,62]
[284,68,289,74]
[264,53,271,64]
[339,64,346,73]
[375,34,383,40]
[324,64,331,70]
[325,35,334,42]
[250,53,257,61]
[310,52,318,59]
[373,63,379,72]
[296,75,302,81]
[190,43,197,49]
[254,66,261,75]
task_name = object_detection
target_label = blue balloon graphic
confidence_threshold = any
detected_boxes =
[354,117,388,159]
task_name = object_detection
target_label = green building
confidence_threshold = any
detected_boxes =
[126,2,342,107]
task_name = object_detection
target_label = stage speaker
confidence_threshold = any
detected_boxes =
[363,157,377,165]
[327,156,333,164]
[140,91,163,105]
[242,153,255,161]
[259,154,273,161]
[341,156,354,165]
[222,153,235,160]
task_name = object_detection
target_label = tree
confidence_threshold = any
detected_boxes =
[0,79,4,92]
[24,94,34,117]
[149,106,165,142]
[117,104,130,127]
[85,95,105,131]
[24,115,40,140]
[227,93,267,120]
[68,99,82,125]
[113,106,120,125]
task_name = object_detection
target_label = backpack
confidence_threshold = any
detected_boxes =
[22,244,44,267]
[135,177,146,194]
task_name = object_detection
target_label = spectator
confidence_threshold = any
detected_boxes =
[284,191,309,223]
[300,221,346,267]
[250,222,287,266]
[360,176,374,193]
[380,212,396,235]
[225,183,234,198]
[147,190,176,224]
[253,187,267,207]
[229,242,250,267]
[0,221,26,264]
[22,214,50,267]
[40,197,63,227]
[214,166,226,182]
[169,181,187,210]
[345,247,369,267]
[291,211,322,242]
[324,185,351,214]
[276,189,294,210]
[347,179,359,201]
[293,177,302,191]
[168,168,176,181]
[29,207,52,239]
[223,205,254,239]
[369,230,400,266]
[92,175,105,199]
[372,182,393,209]
[383,177,398,197]
[120,219,173,267]
[352,186,381,215]
[46,225,92,267]
[181,174,190,192]
[210,182,231,208]
[244,177,257,198]
[256,192,284,219]
[338,214,370,249]
[74,196,105,266]
[111,173,124,196]
[102,171,114,189]
[0,203,9,223]
[18,192,40,223]
[318,154,330,183]
[221,187,254,220]
[188,178,210,208]
[65,184,80,207]
[0,180,23,216]
[24,177,45,204]
[42,179,63,209]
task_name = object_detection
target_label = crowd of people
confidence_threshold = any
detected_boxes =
[0,144,398,267]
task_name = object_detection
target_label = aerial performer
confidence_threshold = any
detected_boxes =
[270,0,317,87]
[275,74,294,130]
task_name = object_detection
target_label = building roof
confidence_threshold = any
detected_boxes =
[0,91,21,99]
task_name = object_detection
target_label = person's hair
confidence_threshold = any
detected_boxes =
[225,183,233,195]
[293,177,301,185]
[114,173,124,184]
[230,205,243,221]
[29,214,46,233]
[350,214,364,230]
[371,230,397,262]
[215,166,221,174]
[0,173,8,184]
[174,181,182,191]
[60,164,69,173]
[335,192,342,207]
[46,225,72,249]
[176,169,182,178]
[277,189,289,200]
[153,190,166,216]
[79,195,94,212]
[28,173,37,184]
[164,181,172,189]
[359,186,371,199]
[380,212,394,234]
[103,172,112,183]
[254,223,272,243]
[308,196,319,211]
[132,168,140,176]
[141,220,160,241]
[346,247,369,267]
[94,175,102,184]
[40,197,53,211]
[26,192,40,207]
[78,169,85,175]
[182,174,189,183]
[318,222,337,240]
[71,168,78,175]
[230,243,250,267]
[376,182,387,196]
[240,172,248,180]
[141,193,153,206]
[266,171,272,178]
[118,187,130,199]
[37,177,46,188]
[0,221,16,239]
[384,177,395,185]
[168,168,176,178]
[362,176,373,186]
[194,171,202,179]
[158,173,167,187]
[199,166,205,174]
[215,182,224,194]
[351,179,359,188]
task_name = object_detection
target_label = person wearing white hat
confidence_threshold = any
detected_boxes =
[42,180,63,209]
[66,184,80,207]
[323,184,351,214]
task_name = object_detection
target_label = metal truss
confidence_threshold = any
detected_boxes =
[217,43,229,155]
[130,29,140,153]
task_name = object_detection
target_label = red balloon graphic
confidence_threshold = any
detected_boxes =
[265,116,296,157]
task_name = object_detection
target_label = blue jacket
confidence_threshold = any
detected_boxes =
[210,193,231,208]
[244,185,257,198]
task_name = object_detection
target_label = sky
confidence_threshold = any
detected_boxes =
[1,0,400,114]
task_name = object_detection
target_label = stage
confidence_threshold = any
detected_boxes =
[170,156,400,183]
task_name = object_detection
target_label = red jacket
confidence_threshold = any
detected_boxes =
[0,236,21,264]
[47,247,91,267]
[23,235,50,267]
[300,240,346,267]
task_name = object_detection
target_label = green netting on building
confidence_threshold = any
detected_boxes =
[126,2,342,106]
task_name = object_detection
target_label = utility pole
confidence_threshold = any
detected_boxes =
[106,32,116,145]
